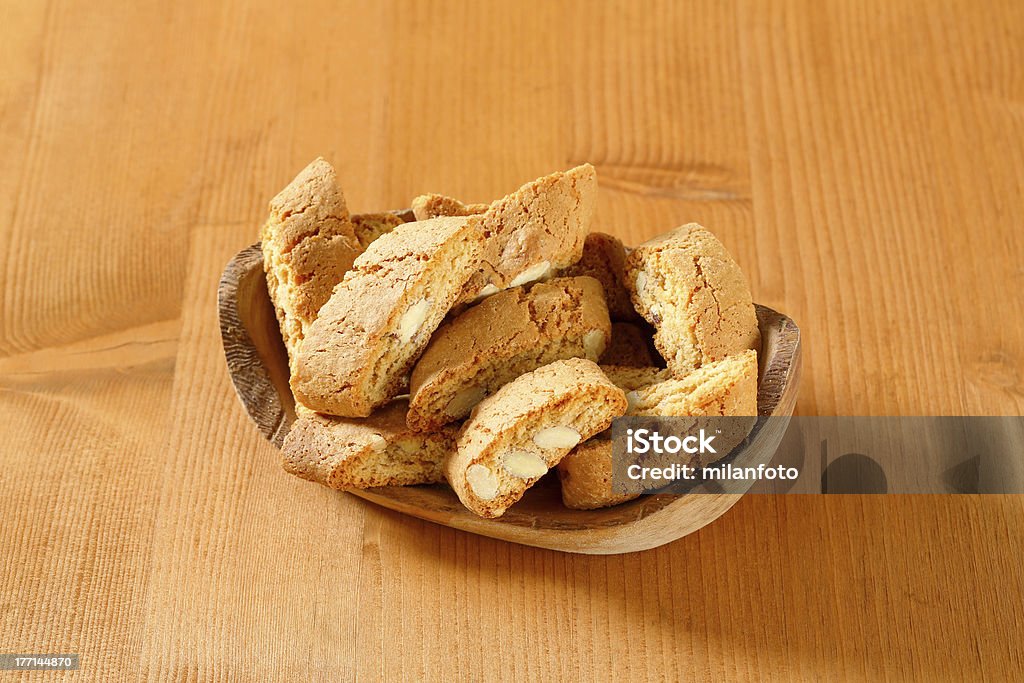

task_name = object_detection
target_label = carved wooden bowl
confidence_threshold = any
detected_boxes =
[219,241,801,554]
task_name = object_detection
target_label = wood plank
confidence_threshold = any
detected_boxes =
[0,0,1021,679]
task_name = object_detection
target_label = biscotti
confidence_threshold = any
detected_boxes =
[624,349,758,417]
[557,232,639,322]
[407,276,612,432]
[446,358,628,518]
[599,322,658,367]
[421,165,597,300]
[411,194,488,221]
[351,212,407,250]
[282,400,455,489]
[558,350,759,509]
[292,215,485,417]
[261,158,362,362]
[624,224,760,376]
[557,437,640,510]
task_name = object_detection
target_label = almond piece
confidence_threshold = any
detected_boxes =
[445,385,487,418]
[394,438,421,454]
[474,283,500,301]
[532,426,581,450]
[502,450,549,479]
[583,329,606,359]
[635,270,648,294]
[508,260,551,288]
[466,463,499,500]
[398,298,431,343]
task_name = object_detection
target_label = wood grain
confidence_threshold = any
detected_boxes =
[1,0,1022,679]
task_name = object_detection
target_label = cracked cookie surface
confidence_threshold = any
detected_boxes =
[261,158,362,364]
[624,223,759,376]
[558,232,640,322]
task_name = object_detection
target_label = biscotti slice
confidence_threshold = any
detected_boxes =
[351,212,407,250]
[407,276,612,431]
[624,223,759,376]
[292,215,485,417]
[558,437,642,510]
[468,164,597,298]
[447,358,628,518]
[411,194,488,221]
[282,400,455,489]
[557,232,640,322]
[599,322,658,367]
[624,349,758,417]
[261,158,362,362]
[558,350,759,509]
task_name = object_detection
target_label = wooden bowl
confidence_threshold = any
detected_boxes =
[219,242,801,554]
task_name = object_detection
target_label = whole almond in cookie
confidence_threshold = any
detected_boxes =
[446,358,627,519]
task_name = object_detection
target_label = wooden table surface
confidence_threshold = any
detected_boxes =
[2,1,1022,680]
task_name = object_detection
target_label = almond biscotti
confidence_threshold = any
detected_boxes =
[557,436,641,510]
[291,215,485,417]
[412,166,598,300]
[624,224,760,376]
[557,232,639,322]
[406,276,612,432]
[282,400,455,489]
[446,358,627,518]
[600,365,673,391]
[558,350,759,509]
[623,349,758,417]
[261,158,362,362]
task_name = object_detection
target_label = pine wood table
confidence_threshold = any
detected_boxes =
[1,1,1021,679]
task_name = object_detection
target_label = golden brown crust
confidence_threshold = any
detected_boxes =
[407,276,611,431]
[623,350,758,417]
[351,212,407,250]
[558,436,640,510]
[260,158,361,361]
[281,400,456,489]
[624,223,760,377]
